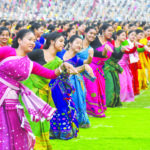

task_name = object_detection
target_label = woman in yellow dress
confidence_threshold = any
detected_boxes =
[136,29,150,90]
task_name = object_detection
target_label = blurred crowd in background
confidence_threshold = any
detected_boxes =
[0,0,150,21]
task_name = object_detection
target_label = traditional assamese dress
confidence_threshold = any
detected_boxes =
[139,38,150,81]
[20,49,62,149]
[34,36,45,50]
[118,40,135,102]
[128,39,141,95]
[104,44,124,107]
[137,39,150,90]
[145,37,150,60]
[84,42,113,117]
[0,46,56,150]
[75,47,91,127]
[49,50,80,140]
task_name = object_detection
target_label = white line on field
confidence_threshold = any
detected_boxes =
[91,124,113,128]
[144,106,150,108]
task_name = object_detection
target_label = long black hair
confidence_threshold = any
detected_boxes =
[128,30,136,35]
[136,29,143,34]
[66,27,75,34]
[15,23,24,30]
[99,23,112,35]
[47,24,56,32]
[144,26,150,31]
[116,30,126,36]
[85,26,96,33]
[30,22,43,32]
[66,35,82,50]
[43,32,63,49]
[69,35,82,44]
[12,29,33,48]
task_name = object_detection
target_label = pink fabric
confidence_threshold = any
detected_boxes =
[0,47,57,149]
[32,62,57,79]
[0,46,57,79]
[118,53,134,102]
[84,42,113,117]
[0,105,30,150]
[0,46,16,61]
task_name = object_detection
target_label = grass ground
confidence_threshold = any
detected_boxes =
[51,88,150,150]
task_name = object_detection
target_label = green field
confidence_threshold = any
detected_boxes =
[51,88,150,150]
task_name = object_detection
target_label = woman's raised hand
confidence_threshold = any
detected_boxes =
[62,62,78,75]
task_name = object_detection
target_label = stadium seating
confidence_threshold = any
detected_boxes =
[0,0,150,21]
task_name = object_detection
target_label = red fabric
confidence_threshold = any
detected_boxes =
[144,51,148,60]
[137,60,142,69]
[125,46,137,54]
[144,37,150,59]
[129,63,140,95]
[147,37,150,40]
[111,40,115,46]
[57,29,63,33]
[40,44,44,49]
[138,44,144,48]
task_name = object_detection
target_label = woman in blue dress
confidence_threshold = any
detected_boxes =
[50,35,95,139]
[30,22,45,50]
[57,35,94,128]
[75,27,97,127]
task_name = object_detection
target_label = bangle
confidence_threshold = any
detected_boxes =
[58,66,63,73]
[59,63,66,73]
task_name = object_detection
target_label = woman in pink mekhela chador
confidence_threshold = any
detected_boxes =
[0,29,77,150]
[118,31,136,102]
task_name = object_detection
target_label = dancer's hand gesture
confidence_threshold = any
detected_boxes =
[88,48,94,57]
[104,44,113,52]
[121,46,130,52]
[59,62,78,75]
[84,64,95,77]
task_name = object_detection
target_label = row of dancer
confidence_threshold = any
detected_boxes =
[0,21,150,150]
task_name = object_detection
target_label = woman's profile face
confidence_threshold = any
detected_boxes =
[113,22,118,30]
[145,29,150,37]
[118,32,126,42]
[78,24,86,33]
[128,32,136,42]
[104,26,113,39]
[54,36,65,52]
[36,26,44,38]
[68,29,76,39]
[19,32,35,53]
[70,38,83,53]
[123,24,129,31]
[137,32,144,41]
[86,29,96,42]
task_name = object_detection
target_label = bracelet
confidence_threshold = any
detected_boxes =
[58,66,63,73]
[59,63,66,73]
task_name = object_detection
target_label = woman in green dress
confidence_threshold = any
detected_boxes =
[103,29,128,107]
[20,32,66,149]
